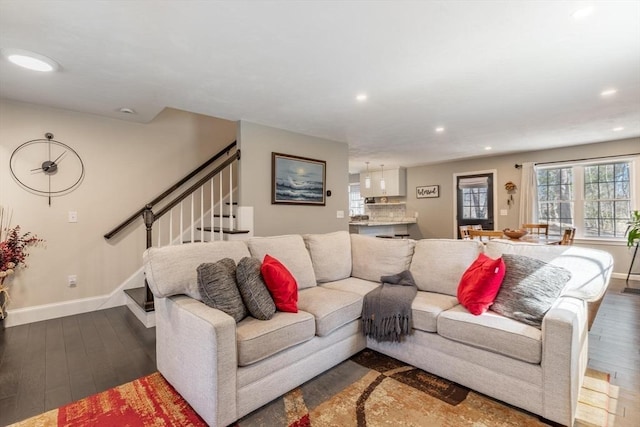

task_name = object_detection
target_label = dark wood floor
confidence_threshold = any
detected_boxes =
[0,306,156,425]
[0,278,638,426]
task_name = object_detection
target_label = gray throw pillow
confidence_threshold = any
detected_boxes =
[491,254,572,328]
[197,258,247,323]
[236,257,276,320]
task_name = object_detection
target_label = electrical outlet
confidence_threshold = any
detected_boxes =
[68,275,77,287]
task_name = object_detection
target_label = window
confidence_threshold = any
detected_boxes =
[349,183,364,216]
[459,176,489,220]
[584,162,631,237]
[537,167,573,235]
[536,159,636,238]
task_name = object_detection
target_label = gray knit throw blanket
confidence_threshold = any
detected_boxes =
[362,270,418,342]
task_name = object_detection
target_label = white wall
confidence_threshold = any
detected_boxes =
[406,137,640,276]
[0,99,236,311]
[237,121,349,236]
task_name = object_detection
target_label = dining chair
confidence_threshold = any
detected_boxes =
[468,229,504,242]
[459,225,471,240]
[470,224,483,230]
[522,223,549,236]
[560,227,576,245]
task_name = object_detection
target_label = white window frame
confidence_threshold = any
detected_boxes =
[536,156,638,242]
[349,183,364,216]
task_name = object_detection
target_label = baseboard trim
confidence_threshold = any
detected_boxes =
[3,294,112,327]
[612,272,640,282]
[2,267,145,328]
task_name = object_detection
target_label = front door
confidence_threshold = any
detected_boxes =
[456,172,495,238]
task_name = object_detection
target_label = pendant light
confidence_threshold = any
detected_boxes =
[364,162,371,189]
[380,164,386,191]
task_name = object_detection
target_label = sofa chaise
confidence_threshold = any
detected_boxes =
[142,231,613,426]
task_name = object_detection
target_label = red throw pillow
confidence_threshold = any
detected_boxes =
[457,253,506,315]
[260,254,298,313]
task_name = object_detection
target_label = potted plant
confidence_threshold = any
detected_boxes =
[627,210,640,247]
[0,207,43,320]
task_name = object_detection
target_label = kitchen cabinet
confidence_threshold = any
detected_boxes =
[360,167,406,197]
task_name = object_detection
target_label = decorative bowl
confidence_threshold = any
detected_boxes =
[502,229,528,240]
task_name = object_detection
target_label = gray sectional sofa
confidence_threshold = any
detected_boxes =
[142,231,613,426]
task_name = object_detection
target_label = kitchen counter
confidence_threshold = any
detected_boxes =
[349,220,417,226]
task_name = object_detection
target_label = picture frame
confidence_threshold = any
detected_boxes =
[417,185,439,199]
[272,152,326,205]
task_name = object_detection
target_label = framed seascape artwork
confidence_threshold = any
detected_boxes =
[416,185,439,198]
[272,152,326,205]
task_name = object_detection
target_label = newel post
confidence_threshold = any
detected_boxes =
[142,204,155,249]
[141,204,155,311]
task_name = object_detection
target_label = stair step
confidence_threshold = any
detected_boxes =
[198,227,250,234]
[212,214,235,218]
[124,287,154,312]
[225,202,238,205]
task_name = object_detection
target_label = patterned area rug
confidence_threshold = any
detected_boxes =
[12,350,613,427]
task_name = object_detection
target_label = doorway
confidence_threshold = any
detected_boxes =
[454,171,497,238]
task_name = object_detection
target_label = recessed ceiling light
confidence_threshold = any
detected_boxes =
[356,93,367,102]
[571,6,594,20]
[600,88,617,97]
[484,146,492,151]
[613,127,624,132]
[1,48,59,72]
[435,127,445,133]
[118,107,136,114]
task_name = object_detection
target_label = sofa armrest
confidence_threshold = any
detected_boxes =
[541,296,589,426]
[155,295,237,427]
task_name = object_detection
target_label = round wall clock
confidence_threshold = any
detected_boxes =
[9,133,85,205]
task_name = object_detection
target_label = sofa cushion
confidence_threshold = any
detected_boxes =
[437,305,542,364]
[410,239,484,296]
[197,258,247,323]
[491,254,572,328]
[457,253,506,315]
[261,255,298,313]
[236,257,276,320]
[485,240,614,302]
[412,291,459,333]
[236,311,316,366]
[303,231,352,283]
[351,234,415,282]
[297,287,363,336]
[248,235,317,289]
[320,277,380,296]
[143,241,251,299]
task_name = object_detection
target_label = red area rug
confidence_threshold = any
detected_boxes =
[11,371,207,427]
[12,350,613,427]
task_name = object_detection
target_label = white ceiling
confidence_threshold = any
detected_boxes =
[1,1,639,173]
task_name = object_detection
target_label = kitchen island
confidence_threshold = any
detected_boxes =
[348,219,417,237]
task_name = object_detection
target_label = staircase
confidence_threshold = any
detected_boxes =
[104,141,252,325]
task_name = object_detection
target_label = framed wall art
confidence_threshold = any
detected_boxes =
[272,152,326,205]
[416,185,439,199]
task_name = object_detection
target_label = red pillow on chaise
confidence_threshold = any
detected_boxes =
[457,253,506,315]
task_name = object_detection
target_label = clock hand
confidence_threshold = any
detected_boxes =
[51,150,66,165]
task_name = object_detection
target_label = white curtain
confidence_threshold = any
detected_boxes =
[518,162,538,227]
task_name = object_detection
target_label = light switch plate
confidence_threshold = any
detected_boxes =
[68,211,78,223]
[500,209,508,216]
[336,210,344,219]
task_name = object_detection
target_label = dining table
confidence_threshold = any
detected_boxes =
[503,234,562,245]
